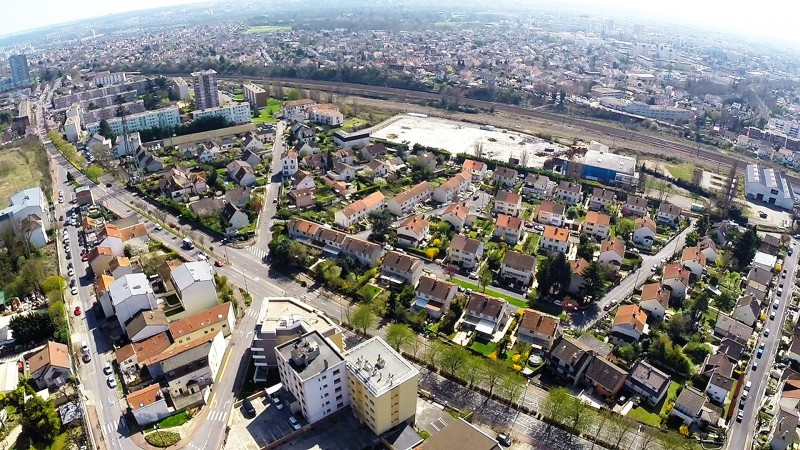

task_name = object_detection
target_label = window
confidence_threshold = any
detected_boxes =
[334,378,341,385]
[321,375,327,380]
[337,402,344,409]
[333,369,340,375]
[336,394,342,401]
[335,386,342,393]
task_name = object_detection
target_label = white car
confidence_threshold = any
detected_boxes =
[745,380,752,391]
[764,328,770,337]
[154,224,163,231]
[288,415,301,430]
[67,267,74,276]
[774,300,780,310]
[271,396,284,410]
[107,376,117,388]
[103,363,113,375]
[71,286,78,295]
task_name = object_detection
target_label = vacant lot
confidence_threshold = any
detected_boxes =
[253,98,283,124]
[246,26,292,34]
[0,138,49,204]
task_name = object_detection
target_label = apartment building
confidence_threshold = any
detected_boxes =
[192,69,220,110]
[243,83,268,108]
[191,102,252,125]
[276,330,348,424]
[99,273,159,333]
[172,77,189,100]
[386,182,432,215]
[86,107,181,135]
[345,337,420,435]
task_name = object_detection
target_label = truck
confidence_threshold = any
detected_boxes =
[690,203,704,213]
[182,238,195,250]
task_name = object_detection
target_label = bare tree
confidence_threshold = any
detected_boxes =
[519,148,531,168]
[423,340,445,368]
[500,372,526,407]
[474,141,485,159]
[482,358,506,400]
[566,397,594,436]
[309,89,321,102]
[406,334,423,359]
[608,413,635,449]
[460,356,484,388]
[275,84,285,100]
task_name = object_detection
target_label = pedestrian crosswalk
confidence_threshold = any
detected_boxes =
[248,246,267,259]
[102,422,117,435]
[207,410,228,422]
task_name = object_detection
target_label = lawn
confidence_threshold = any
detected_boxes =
[627,406,662,428]
[471,340,498,356]
[158,411,190,428]
[342,117,368,132]
[253,98,283,124]
[358,284,382,301]
[233,93,245,101]
[246,25,292,34]
[666,162,694,181]
[0,139,49,205]
[627,380,680,428]
[448,277,528,308]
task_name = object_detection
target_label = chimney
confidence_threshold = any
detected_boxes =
[323,359,328,371]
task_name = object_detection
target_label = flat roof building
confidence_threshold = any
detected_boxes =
[192,69,220,110]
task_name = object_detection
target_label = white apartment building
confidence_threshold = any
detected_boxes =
[0,187,51,248]
[191,102,252,125]
[86,107,181,136]
[93,72,127,87]
[276,330,349,424]
[172,77,189,100]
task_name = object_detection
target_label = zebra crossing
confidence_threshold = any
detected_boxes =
[102,422,117,435]
[247,246,267,259]
[207,409,228,422]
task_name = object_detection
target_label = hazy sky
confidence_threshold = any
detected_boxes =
[0,0,798,45]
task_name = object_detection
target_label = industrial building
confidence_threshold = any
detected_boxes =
[564,141,639,186]
[745,164,795,210]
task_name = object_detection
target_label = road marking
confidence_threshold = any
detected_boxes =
[247,247,267,258]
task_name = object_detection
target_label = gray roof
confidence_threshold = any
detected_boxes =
[550,336,591,366]
[276,330,344,381]
[578,149,636,175]
[628,360,670,396]
[674,386,706,416]
[171,261,214,292]
[344,336,418,397]
[714,314,753,341]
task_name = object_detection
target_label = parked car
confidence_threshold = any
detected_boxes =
[271,395,284,410]
[107,376,117,388]
[288,415,301,430]
[73,306,81,316]
[71,286,78,295]
[497,434,512,447]
[242,399,256,418]
[103,363,113,375]
[737,410,744,422]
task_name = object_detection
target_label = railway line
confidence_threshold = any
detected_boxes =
[155,73,798,185]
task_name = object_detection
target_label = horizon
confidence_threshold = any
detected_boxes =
[0,0,799,47]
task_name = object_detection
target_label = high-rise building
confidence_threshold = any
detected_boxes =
[9,54,30,84]
[191,69,219,110]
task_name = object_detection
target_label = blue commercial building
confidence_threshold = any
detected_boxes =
[564,146,638,186]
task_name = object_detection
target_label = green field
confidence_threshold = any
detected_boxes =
[448,278,528,308]
[0,138,49,204]
[246,25,292,34]
[233,93,245,101]
[253,98,283,124]
[342,117,368,132]
[666,162,694,181]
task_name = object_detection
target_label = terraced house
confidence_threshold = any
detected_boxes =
[387,182,432,215]
[335,192,386,228]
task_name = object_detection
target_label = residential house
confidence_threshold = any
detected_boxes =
[622,196,649,217]
[463,293,509,339]
[396,215,429,248]
[598,237,625,271]
[241,149,261,168]
[547,336,593,387]
[340,236,383,267]
[588,188,616,211]
[365,159,389,178]
[289,188,316,209]
[447,235,484,270]
[385,157,407,172]
[638,283,670,321]
[294,141,318,157]
[413,152,438,171]
[135,147,164,173]
[656,203,682,227]
[331,148,355,165]
[290,122,316,144]
[555,181,582,206]
[225,186,251,208]
[414,276,458,319]
[280,150,299,177]
[714,314,753,341]
[582,211,611,240]
[568,258,590,295]
[441,203,470,230]
[583,357,629,400]
[633,217,657,247]
[500,250,537,287]
[539,226,570,254]
[710,221,735,246]
[292,170,316,191]
[360,143,387,161]
[610,304,648,345]
[522,173,553,199]
[493,190,522,217]
[746,266,773,302]
[706,368,735,405]
[88,244,124,276]
[327,162,356,182]
[698,237,718,263]
[493,166,518,188]
[517,310,560,350]
[681,247,707,279]
[670,386,707,426]
[334,192,385,229]
[160,168,207,199]
[127,384,171,427]
[753,251,778,273]
[386,182,432,216]
[769,407,799,450]
[242,134,264,152]
[760,234,781,254]
[170,261,217,316]
[732,294,760,327]
[223,203,250,233]
[190,199,225,218]
[226,160,257,187]
[535,201,566,226]
[380,251,424,286]
[662,263,690,302]
[462,160,487,181]
[0,187,51,248]
[284,99,318,117]
[195,143,221,163]
[28,341,71,390]
[625,361,671,406]
[493,214,524,244]
[433,172,472,204]
[126,310,169,343]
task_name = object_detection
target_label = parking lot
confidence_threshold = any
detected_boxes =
[226,391,378,450]
[226,393,302,450]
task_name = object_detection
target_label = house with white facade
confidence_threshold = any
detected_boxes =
[380,251,424,286]
[386,182,432,216]
[501,250,537,287]
[610,305,648,346]
[622,196,649,217]
[540,226,570,254]
[493,214,524,244]
[227,160,257,187]
[522,173,554,199]
[633,216,657,247]
[681,246,707,279]
[99,273,159,332]
[639,283,670,321]
[582,211,611,240]
[414,276,458,319]
[662,263,690,301]
[334,192,385,228]
[517,310,560,350]
[493,167,518,188]
[441,203,470,230]
[555,181,582,206]
[625,361,671,406]
[463,293,509,339]
[396,215,429,248]
[731,294,760,327]
[461,160,487,181]
[433,172,471,203]
[447,235,484,270]
[588,188,616,211]
[656,202,682,227]
[127,384,171,427]
[280,150,299,177]
[493,190,522,217]
[170,261,217,316]
[0,187,51,248]
[535,201,566,226]
[598,237,625,271]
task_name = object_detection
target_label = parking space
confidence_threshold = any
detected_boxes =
[272,410,378,450]
[227,394,301,450]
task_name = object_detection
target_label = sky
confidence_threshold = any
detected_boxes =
[0,0,798,45]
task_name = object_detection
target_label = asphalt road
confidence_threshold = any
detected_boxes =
[573,222,695,329]
[726,245,800,450]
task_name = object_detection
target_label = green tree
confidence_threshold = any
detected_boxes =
[85,165,105,184]
[368,209,394,243]
[536,256,553,298]
[565,394,594,435]
[479,267,493,292]
[460,356,484,388]
[696,214,710,235]
[566,206,579,220]
[482,358,507,400]
[549,252,571,295]
[351,304,376,335]
[98,119,115,141]
[733,226,760,270]
[22,394,61,443]
[715,291,736,312]
[386,323,414,351]
[616,218,635,241]
[582,261,606,303]
[685,231,700,247]
[42,275,66,296]
[268,236,309,269]
[439,345,470,375]
[285,89,301,101]
[543,387,572,433]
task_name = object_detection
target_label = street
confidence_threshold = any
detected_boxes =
[726,243,800,450]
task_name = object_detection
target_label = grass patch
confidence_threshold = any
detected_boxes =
[470,340,498,356]
[233,93,245,101]
[627,406,662,428]
[526,298,563,316]
[358,284,382,301]
[627,380,679,428]
[246,25,292,34]
[448,277,528,308]
[0,140,50,204]
[253,98,283,124]
[145,431,181,447]
[158,411,190,428]
[342,117,368,132]
[666,162,694,181]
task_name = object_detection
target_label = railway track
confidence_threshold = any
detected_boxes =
[155,73,798,184]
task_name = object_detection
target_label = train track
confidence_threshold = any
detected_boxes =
[156,73,797,184]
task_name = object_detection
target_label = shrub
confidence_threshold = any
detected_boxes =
[145,431,181,447]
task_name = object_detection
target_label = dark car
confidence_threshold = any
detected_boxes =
[66,252,72,260]
[106,182,112,188]
[242,398,256,418]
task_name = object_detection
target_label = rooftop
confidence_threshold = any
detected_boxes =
[276,330,345,381]
[344,336,419,397]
